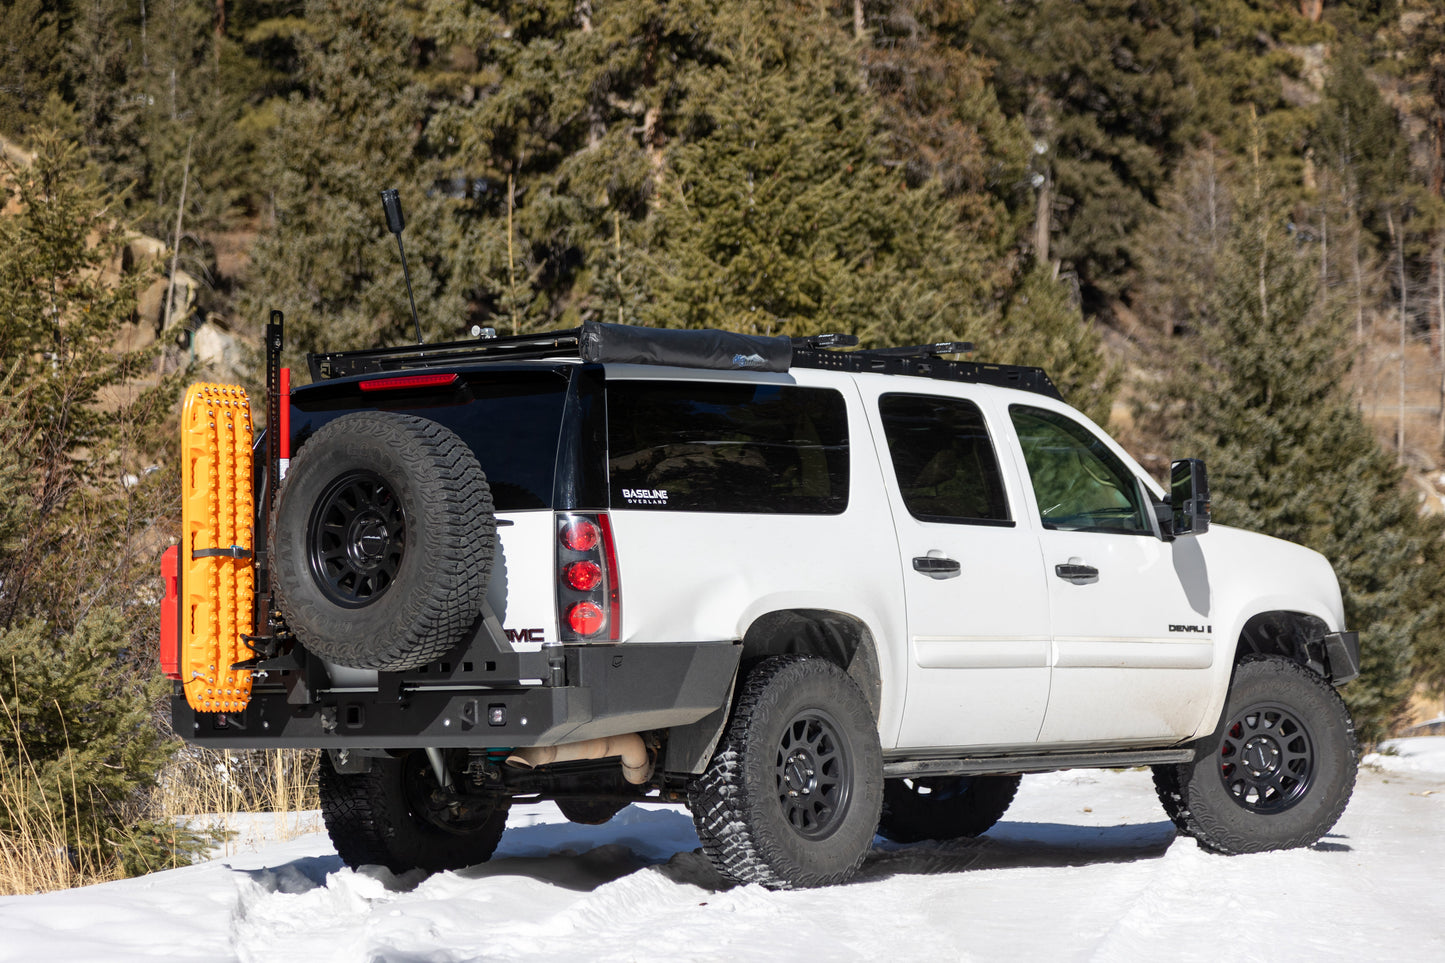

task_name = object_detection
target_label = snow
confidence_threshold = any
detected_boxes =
[2,739,1442,963]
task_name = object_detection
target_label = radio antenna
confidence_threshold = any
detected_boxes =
[381,188,424,344]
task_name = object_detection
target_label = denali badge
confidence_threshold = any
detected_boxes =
[1169,623,1212,633]
[622,488,669,506]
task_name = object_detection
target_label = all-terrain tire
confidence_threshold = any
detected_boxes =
[319,751,510,874]
[272,411,494,671]
[688,655,883,890]
[1150,764,1193,836]
[876,773,1022,844]
[1163,656,1358,855]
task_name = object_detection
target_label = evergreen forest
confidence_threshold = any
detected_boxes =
[3,0,1445,883]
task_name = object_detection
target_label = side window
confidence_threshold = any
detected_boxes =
[1008,404,1150,535]
[879,393,1012,526]
[607,380,849,514]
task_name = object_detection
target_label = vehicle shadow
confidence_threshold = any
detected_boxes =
[227,809,1187,897]
[855,819,1179,884]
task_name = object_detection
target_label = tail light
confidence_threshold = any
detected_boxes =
[556,512,621,642]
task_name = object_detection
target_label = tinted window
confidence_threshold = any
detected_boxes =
[880,394,1011,525]
[607,380,849,514]
[293,371,568,511]
[1008,405,1150,535]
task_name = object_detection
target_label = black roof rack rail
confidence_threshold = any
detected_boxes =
[304,322,1062,401]
[309,328,584,381]
[790,344,1061,400]
[850,341,974,359]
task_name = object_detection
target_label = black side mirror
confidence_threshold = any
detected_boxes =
[1170,458,1211,537]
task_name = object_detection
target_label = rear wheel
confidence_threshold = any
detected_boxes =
[689,656,883,890]
[877,773,1021,843]
[1161,657,1357,854]
[319,750,510,874]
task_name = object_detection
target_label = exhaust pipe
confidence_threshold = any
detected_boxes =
[506,734,653,785]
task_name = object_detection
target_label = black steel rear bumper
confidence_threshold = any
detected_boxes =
[173,641,741,750]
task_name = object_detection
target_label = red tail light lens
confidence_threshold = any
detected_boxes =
[567,601,606,636]
[556,512,621,642]
[560,519,600,552]
[563,560,602,592]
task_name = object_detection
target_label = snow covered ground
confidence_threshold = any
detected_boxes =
[3,738,1442,963]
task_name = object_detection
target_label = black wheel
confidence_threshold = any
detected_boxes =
[688,655,883,890]
[1163,656,1357,855]
[877,773,1021,843]
[319,750,510,874]
[272,412,494,670]
[556,798,629,825]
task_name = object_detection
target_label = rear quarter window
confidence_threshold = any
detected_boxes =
[606,380,849,514]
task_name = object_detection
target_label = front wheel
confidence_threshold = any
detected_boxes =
[1161,656,1357,855]
[688,656,883,889]
[877,774,1021,843]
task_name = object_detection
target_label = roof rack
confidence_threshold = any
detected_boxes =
[309,329,584,381]
[306,322,1061,400]
[790,343,1060,399]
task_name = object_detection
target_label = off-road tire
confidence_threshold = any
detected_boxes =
[272,411,494,670]
[688,655,883,890]
[319,751,510,874]
[1163,656,1357,855]
[1150,764,1192,835]
[877,773,1022,843]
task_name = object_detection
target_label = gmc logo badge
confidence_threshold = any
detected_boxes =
[506,627,546,643]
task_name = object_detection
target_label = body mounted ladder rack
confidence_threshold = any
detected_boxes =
[306,323,1062,401]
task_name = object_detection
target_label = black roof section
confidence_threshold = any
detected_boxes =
[307,321,1062,400]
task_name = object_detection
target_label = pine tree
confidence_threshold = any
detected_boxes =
[244,0,465,362]
[990,264,1119,427]
[643,1,1000,344]
[1157,150,1443,742]
[0,0,61,139]
[970,0,1199,309]
[0,129,194,873]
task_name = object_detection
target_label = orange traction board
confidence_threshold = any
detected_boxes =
[177,382,256,713]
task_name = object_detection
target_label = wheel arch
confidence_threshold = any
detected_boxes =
[1233,610,1335,680]
[739,609,882,723]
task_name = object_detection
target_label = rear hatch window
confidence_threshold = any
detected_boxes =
[291,369,569,510]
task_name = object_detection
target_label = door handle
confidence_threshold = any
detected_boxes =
[913,556,962,579]
[1054,561,1099,584]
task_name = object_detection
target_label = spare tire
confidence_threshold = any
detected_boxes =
[271,411,494,670]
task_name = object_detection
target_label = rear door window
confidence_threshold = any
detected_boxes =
[879,393,1012,526]
[606,380,849,514]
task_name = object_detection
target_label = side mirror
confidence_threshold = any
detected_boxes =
[1170,458,1211,537]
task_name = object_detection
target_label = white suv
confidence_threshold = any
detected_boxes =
[164,320,1360,889]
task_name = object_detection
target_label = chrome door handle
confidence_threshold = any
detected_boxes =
[913,556,962,579]
[1054,562,1099,584]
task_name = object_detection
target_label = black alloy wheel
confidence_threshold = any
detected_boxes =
[775,708,853,840]
[309,471,407,608]
[1217,702,1314,815]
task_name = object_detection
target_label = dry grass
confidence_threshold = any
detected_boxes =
[3,690,322,895]
[0,695,122,896]
[155,747,321,858]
